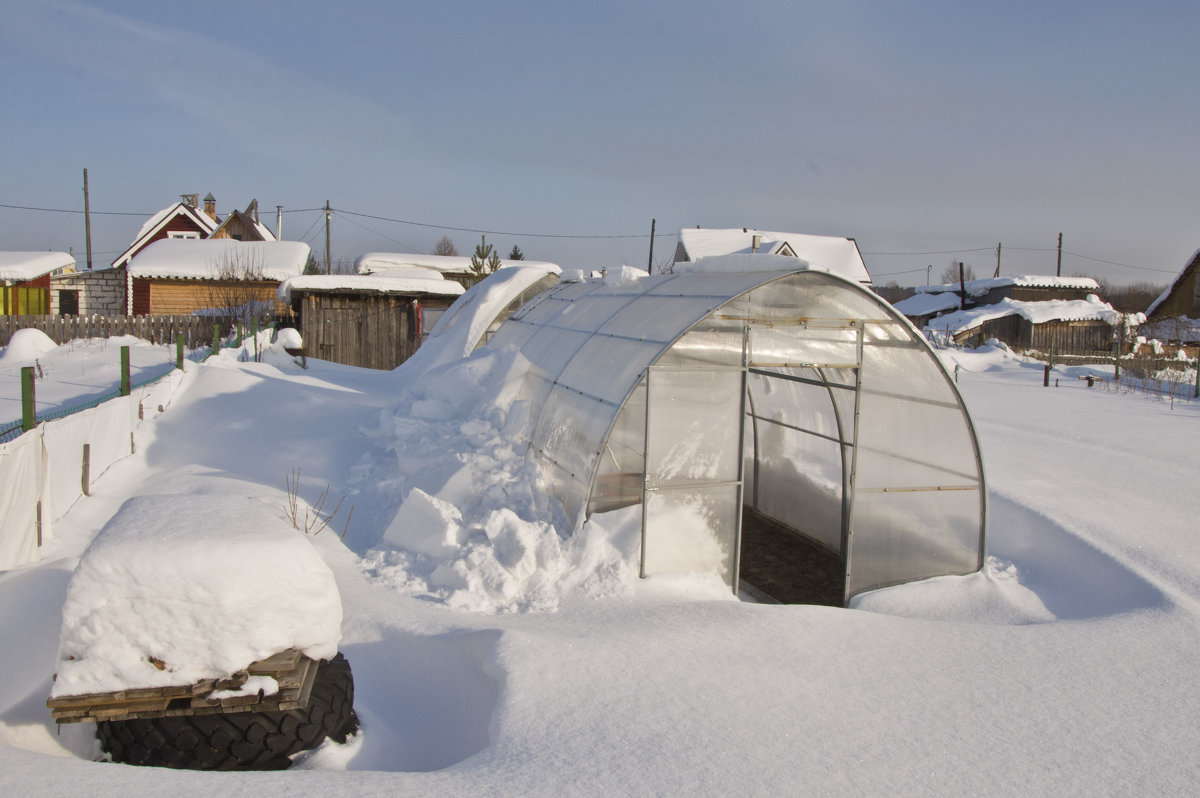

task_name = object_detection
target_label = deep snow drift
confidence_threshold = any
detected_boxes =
[0,328,1197,795]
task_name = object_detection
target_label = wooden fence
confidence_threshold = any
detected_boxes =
[0,315,224,349]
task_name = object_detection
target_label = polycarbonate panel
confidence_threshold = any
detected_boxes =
[656,327,745,368]
[516,327,592,383]
[553,296,643,333]
[646,368,744,485]
[747,368,843,439]
[749,325,860,368]
[600,294,727,344]
[530,383,619,514]
[847,487,982,596]
[557,336,665,405]
[642,484,740,585]
[589,378,647,515]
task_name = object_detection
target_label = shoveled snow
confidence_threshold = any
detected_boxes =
[0,317,1197,792]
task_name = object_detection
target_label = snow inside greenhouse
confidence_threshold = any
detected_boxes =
[481,255,987,604]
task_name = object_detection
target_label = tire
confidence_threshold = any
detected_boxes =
[97,653,358,771]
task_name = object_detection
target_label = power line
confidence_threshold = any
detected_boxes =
[862,247,994,256]
[332,207,666,240]
[0,201,149,217]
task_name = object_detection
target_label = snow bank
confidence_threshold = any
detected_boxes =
[363,346,642,613]
[0,329,58,363]
[51,494,341,697]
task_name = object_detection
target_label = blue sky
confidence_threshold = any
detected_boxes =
[1,0,1197,285]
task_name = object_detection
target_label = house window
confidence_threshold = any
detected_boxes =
[168,231,200,240]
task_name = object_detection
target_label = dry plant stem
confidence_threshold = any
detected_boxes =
[284,467,349,536]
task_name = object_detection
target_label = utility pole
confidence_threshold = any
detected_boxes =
[647,218,656,273]
[994,242,1002,278]
[83,168,93,270]
[324,200,331,274]
[1056,232,1063,277]
[926,264,931,286]
[958,261,966,310]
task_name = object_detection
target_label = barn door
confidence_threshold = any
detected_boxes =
[640,365,747,593]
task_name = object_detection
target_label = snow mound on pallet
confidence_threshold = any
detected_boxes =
[50,494,341,697]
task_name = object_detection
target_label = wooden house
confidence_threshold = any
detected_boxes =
[126,239,309,317]
[111,195,219,269]
[278,272,466,370]
[1145,249,1200,323]
[1,251,76,315]
[210,199,277,242]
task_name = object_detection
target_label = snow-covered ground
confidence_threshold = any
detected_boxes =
[0,331,1197,795]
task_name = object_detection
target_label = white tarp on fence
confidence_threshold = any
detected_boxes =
[0,369,186,569]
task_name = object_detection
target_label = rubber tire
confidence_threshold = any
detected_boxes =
[97,653,358,771]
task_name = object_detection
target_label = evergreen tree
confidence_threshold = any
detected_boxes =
[508,244,525,261]
[470,235,502,277]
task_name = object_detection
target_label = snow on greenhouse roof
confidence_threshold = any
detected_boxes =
[277,273,466,303]
[915,275,1100,297]
[356,252,558,275]
[0,251,75,282]
[128,239,310,280]
[924,296,1122,335]
[676,228,871,284]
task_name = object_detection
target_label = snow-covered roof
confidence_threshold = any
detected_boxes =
[891,291,963,317]
[113,202,219,268]
[0,251,75,283]
[277,273,466,304]
[925,296,1122,335]
[356,252,558,275]
[1146,248,1200,317]
[675,228,871,284]
[128,239,310,281]
[915,275,1100,297]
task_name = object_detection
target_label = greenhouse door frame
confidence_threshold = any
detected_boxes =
[638,362,749,594]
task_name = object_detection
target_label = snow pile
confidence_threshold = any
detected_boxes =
[0,329,58,363]
[362,346,642,612]
[51,494,341,697]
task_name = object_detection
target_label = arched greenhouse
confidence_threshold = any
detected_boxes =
[482,262,987,605]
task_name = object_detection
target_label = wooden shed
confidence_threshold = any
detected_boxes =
[279,273,465,370]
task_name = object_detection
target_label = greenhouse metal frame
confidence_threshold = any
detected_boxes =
[485,267,987,604]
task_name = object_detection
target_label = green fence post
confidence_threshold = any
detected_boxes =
[120,346,131,397]
[251,319,259,362]
[176,334,184,370]
[213,323,221,357]
[21,366,35,432]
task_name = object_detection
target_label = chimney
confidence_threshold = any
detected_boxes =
[276,205,283,240]
[203,193,217,221]
[751,234,762,254]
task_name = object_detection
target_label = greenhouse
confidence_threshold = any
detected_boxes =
[484,261,987,605]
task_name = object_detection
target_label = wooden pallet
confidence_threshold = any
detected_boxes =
[47,649,319,724]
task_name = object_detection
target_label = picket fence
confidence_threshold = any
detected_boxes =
[0,315,223,349]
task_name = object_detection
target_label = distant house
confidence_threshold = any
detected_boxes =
[111,195,220,270]
[672,228,872,284]
[356,252,558,291]
[1,251,75,315]
[1142,250,1200,343]
[892,275,1121,352]
[278,271,466,369]
[210,199,277,242]
[126,239,309,317]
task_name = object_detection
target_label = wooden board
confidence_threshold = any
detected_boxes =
[47,649,319,724]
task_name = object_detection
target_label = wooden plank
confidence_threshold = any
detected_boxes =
[48,649,319,723]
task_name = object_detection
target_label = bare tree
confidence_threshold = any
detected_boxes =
[202,248,275,332]
[939,261,976,284]
[433,235,459,257]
